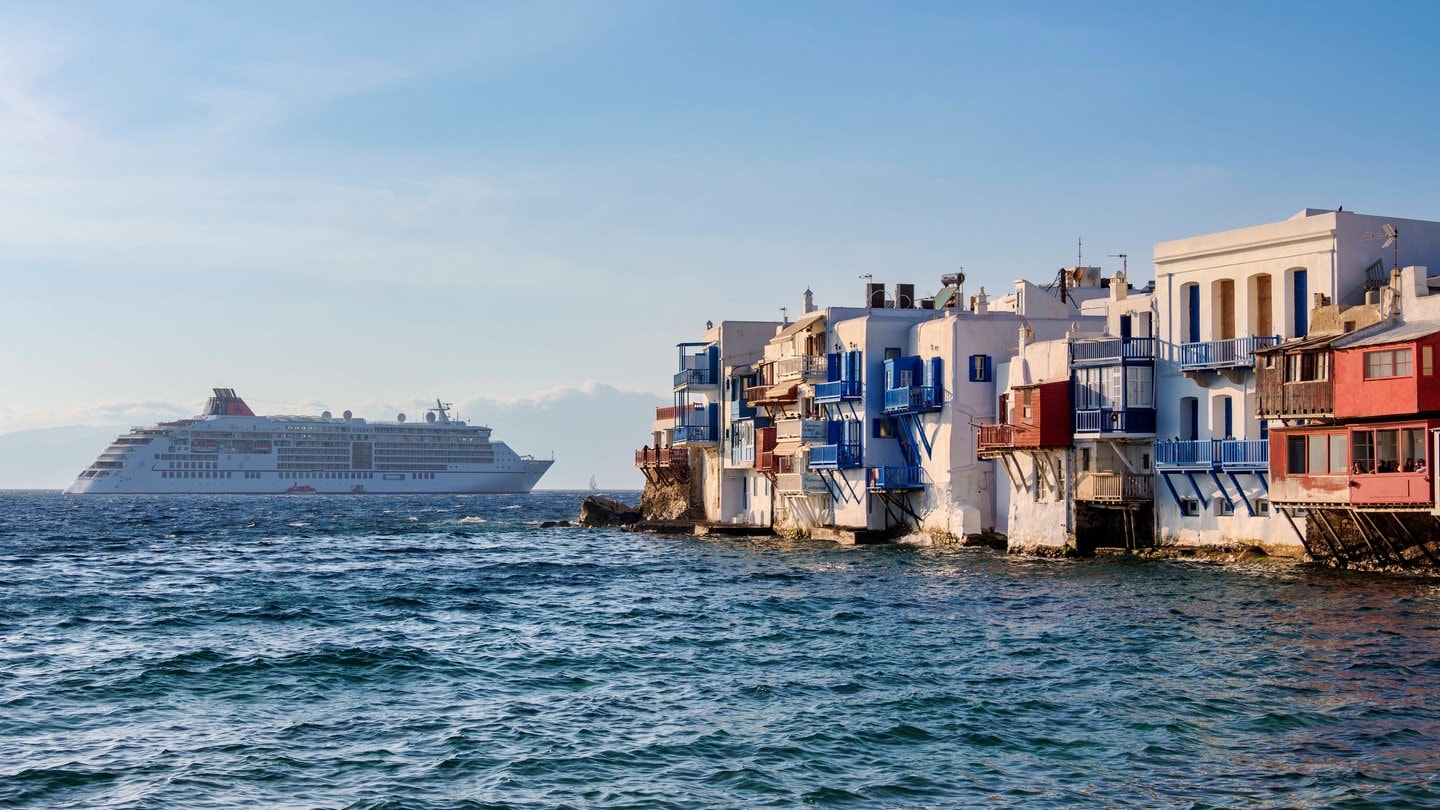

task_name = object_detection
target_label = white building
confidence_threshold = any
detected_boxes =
[1152,208,1440,552]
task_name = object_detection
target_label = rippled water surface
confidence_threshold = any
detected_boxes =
[4,490,1440,808]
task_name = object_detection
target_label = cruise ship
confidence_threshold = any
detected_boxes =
[64,389,553,495]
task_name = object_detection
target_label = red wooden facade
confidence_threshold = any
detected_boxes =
[1333,332,1440,420]
[1017,380,1073,449]
[977,380,1072,453]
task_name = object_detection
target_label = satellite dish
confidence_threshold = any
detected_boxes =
[1070,267,1085,284]
[321,410,332,419]
[397,413,406,423]
[426,411,437,423]
[343,410,352,420]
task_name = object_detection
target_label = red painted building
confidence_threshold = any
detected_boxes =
[977,380,1072,453]
[1267,320,1440,509]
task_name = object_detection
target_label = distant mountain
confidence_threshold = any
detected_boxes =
[0,384,664,491]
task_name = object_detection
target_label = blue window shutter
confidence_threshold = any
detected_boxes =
[924,357,941,388]
[849,351,863,382]
[826,352,841,382]
[884,359,897,390]
[1293,270,1308,337]
[1187,285,1201,343]
[984,355,992,382]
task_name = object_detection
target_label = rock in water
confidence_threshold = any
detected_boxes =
[578,495,642,527]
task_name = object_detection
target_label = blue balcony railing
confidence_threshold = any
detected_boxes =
[1219,439,1269,470]
[674,367,718,388]
[673,423,717,444]
[1156,438,1268,470]
[1178,336,1281,371]
[1070,337,1156,364]
[868,465,925,490]
[1074,408,1156,435]
[883,386,943,414]
[810,442,862,469]
[814,379,863,403]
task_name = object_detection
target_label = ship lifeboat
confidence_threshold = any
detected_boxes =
[193,439,219,452]
[285,484,316,494]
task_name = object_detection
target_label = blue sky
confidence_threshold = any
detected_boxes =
[4,1,1440,449]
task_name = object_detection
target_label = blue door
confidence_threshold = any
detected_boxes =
[1223,397,1233,439]
[1187,398,1199,441]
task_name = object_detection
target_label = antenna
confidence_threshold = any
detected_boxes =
[1077,237,1083,267]
[1108,253,1128,277]
[1364,224,1400,270]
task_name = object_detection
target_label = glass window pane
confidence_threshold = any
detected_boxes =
[1309,435,1328,474]
[1377,429,1400,471]
[1330,433,1348,474]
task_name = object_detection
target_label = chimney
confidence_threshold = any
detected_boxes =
[973,288,989,315]
[1111,272,1128,302]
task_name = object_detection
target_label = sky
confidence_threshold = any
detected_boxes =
[4,1,1440,484]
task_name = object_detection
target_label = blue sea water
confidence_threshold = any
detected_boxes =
[3,490,1440,808]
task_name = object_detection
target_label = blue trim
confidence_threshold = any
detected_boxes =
[1208,469,1233,510]
[1226,471,1255,517]
[1183,471,1208,507]
[1161,472,1184,507]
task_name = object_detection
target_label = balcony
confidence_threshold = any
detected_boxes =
[814,379,863,404]
[1070,337,1156,365]
[883,385,943,414]
[1257,378,1333,420]
[1074,408,1156,435]
[1218,439,1268,470]
[635,447,689,470]
[673,422,717,444]
[1178,335,1281,372]
[1156,439,1268,471]
[1075,472,1153,503]
[976,423,1018,454]
[775,418,826,443]
[810,442,862,469]
[773,354,826,382]
[868,465,925,490]
[776,472,828,494]
[674,367,718,388]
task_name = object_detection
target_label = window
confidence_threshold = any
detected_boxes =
[1216,498,1234,516]
[1286,352,1328,382]
[1353,430,1375,473]
[1181,498,1200,517]
[873,418,893,439]
[1426,346,1434,376]
[1256,499,1271,516]
[1287,436,1307,474]
[1330,433,1348,474]
[1127,366,1154,408]
[1364,348,1413,379]
[885,347,901,362]
[969,354,992,382]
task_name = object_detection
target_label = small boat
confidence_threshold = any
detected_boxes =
[589,475,598,491]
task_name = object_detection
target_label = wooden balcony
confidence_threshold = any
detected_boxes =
[1075,472,1153,503]
[1256,376,1333,419]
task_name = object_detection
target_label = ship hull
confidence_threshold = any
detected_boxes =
[64,461,553,495]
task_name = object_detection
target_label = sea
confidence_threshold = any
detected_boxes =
[3,489,1440,809]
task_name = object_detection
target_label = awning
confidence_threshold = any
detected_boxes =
[753,383,799,404]
[773,310,826,340]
